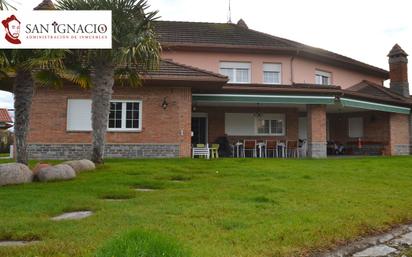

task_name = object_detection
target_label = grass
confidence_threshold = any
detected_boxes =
[1,157,412,256]
[95,229,190,257]
[0,153,10,158]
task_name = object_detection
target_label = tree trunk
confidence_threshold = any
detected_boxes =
[13,69,34,165]
[90,61,114,164]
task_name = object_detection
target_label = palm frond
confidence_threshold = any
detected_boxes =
[56,0,161,87]
[62,65,92,88]
[34,70,63,87]
[0,0,16,10]
[114,66,142,87]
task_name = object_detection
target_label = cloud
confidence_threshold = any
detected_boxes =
[0,91,13,109]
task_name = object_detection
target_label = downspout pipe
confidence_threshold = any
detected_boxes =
[290,49,300,84]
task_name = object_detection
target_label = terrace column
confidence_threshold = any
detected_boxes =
[307,104,327,158]
[388,113,410,155]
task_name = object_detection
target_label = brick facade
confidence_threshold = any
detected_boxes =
[389,62,408,83]
[389,113,410,155]
[28,84,192,159]
[307,105,327,158]
[328,111,390,144]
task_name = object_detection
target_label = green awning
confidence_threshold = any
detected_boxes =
[340,98,410,114]
[192,94,336,105]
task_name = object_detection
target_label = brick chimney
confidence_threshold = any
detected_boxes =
[388,44,409,97]
[34,0,55,10]
[237,19,248,29]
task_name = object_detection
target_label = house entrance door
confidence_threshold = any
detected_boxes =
[191,116,208,145]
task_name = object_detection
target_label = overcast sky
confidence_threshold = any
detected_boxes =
[0,0,411,109]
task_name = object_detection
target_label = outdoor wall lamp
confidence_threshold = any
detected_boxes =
[161,97,169,110]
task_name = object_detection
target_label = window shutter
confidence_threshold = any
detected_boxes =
[348,117,363,138]
[67,99,92,131]
[263,63,281,72]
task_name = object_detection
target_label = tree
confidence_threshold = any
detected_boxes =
[56,0,161,163]
[0,0,66,164]
[0,0,14,10]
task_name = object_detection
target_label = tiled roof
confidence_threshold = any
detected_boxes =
[145,60,227,80]
[142,59,228,81]
[346,80,411,104]
[154,21,295,48]
[0,109,12,123]
[154,21,389,78]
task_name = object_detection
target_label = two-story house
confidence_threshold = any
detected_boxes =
[4,19,410,159]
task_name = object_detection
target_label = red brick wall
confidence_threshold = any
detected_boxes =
[194,106,299,143]
[307,105,326,142]
[28,84,192,157]
[389,113,410,155]
[328,111,390,144]
[389,62,408,83]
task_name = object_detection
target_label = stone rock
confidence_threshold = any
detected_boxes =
[135,188,155,192]
[62,159,95,173]
[0,240,40,247]
[36,164,76,182]
[392,232,412,246]
[378,233,395,243]
[353,245,397,257]
[51,211,93,221]
[32,163,51,177]
[0,163,33,186]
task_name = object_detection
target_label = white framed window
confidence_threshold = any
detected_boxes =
[315,70,332,85]
[263,63,281,84]
[348,117,363,138]
[256,114,285,136]
[219,62,251,83]
[67,99,142,132]
[224,113,285,136]
[108,100,142,131]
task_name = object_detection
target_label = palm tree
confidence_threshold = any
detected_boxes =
[56,0,161,163]
[0,0,66,164]
[0,0,14,10]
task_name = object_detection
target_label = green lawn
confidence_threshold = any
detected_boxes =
[1,157,412,257]
[0,153,10,158]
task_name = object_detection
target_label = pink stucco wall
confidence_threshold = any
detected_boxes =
[162,50,385,88]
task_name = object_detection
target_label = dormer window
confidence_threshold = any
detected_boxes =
[315,70,332,85]
[219,62,251,83]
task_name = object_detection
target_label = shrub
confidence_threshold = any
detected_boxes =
[95,230,190,257]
